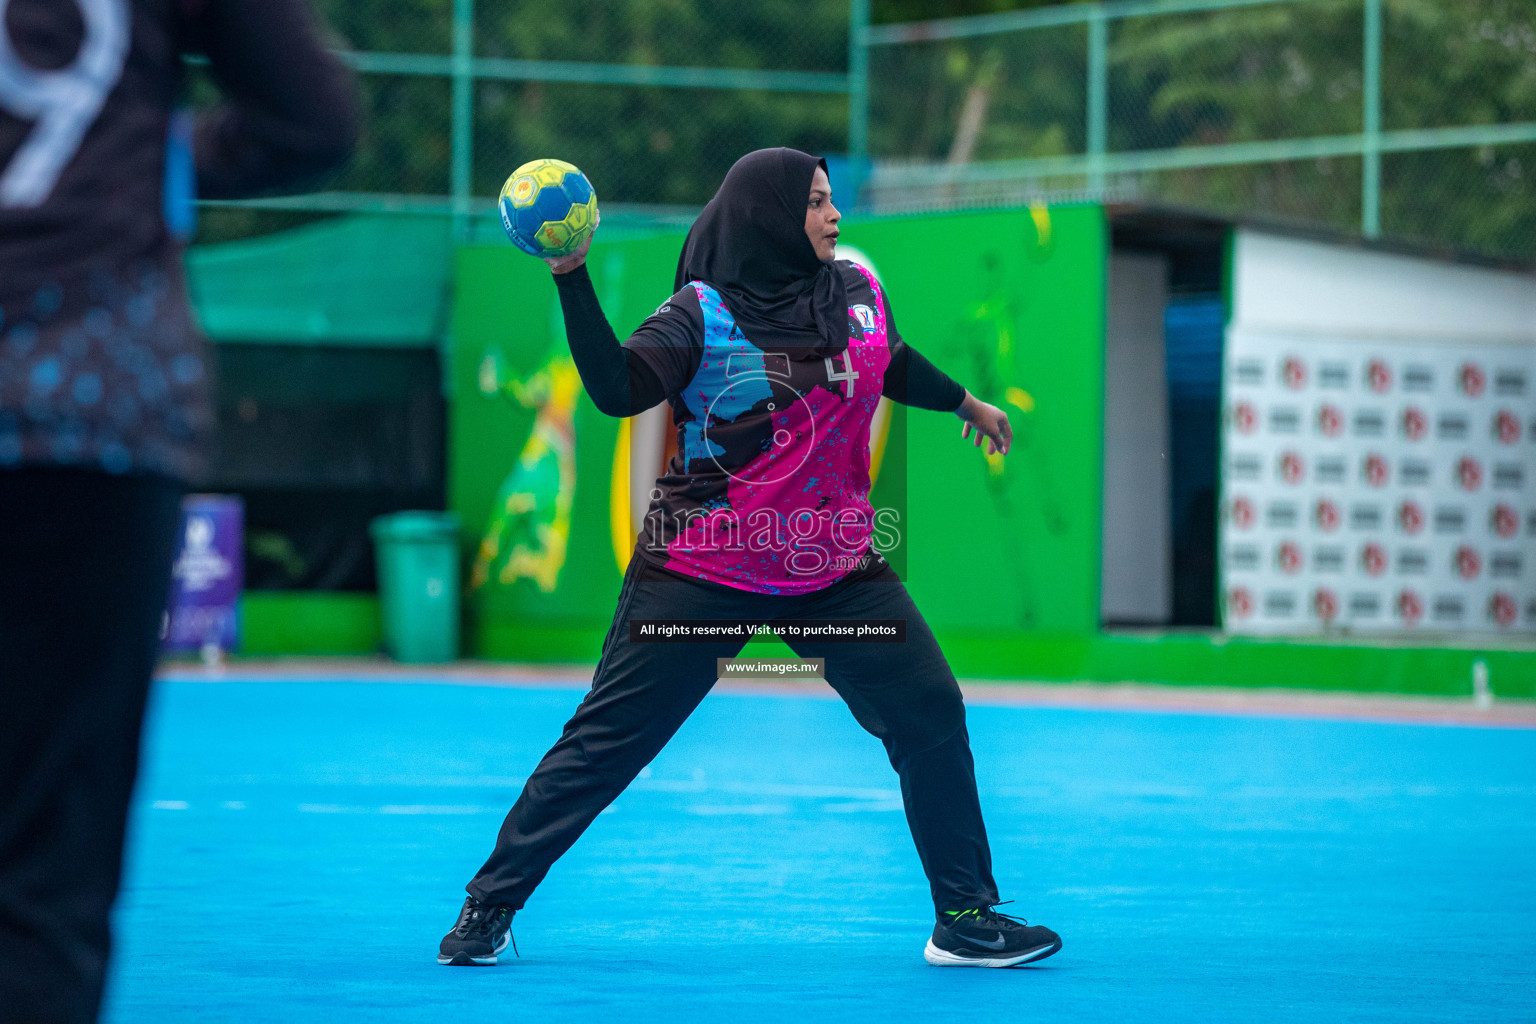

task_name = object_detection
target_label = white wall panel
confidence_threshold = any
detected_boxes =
[1221,230,1536,636]
[1102,251,1172,624]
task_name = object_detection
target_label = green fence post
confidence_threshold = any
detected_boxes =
[848,0,870,207]
[1087,7,1108,196]
[451,0,475,240]
[1362,0,1382,238]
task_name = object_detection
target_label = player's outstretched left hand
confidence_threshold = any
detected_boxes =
[955,391,1011,457]
[544,207,600,275]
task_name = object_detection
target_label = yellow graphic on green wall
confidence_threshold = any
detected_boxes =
[470,347,581,593]
[945,202,1066,627]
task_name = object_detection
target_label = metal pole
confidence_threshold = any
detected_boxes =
[848,0,870,208]
[1087,8,1109,196]
[451,0,475,240]
[1362,0,1382,238]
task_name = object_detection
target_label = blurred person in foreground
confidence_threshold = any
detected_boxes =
[0,2,357,1020]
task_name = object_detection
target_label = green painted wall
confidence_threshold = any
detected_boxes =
[448,205,1107,660]
[240,592,381,656]
[939,631,1534,698]
[449,237,684,658]
[842,205,1106,635]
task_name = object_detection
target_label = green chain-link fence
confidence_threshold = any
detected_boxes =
[191,0,858,244]
[866,0,1536,263]
[196,0,1536,265]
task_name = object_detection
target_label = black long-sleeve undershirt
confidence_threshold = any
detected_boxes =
[878,294,967,413]
[553,261,967,417]
[553,263,669,416]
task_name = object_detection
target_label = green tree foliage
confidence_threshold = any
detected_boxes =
[1106,0,1366,233]
[871,23,1088,162]
[873,0,1085,22]
[307,0,847,206]
[869,0,1536,260]
[1378,0,1536,256]
[198,0,1535,261]
[1110,0,1536,254]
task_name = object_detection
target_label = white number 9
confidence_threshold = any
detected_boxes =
[0,0,129,208]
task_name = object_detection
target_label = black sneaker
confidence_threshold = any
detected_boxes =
[438,896,516,966]
[924,903,1062,967]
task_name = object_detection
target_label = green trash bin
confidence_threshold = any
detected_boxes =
[370,511,461,663]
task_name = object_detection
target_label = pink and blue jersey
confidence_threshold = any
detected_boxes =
[627,261,893,594]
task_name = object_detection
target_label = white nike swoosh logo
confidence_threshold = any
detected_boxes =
[972,933,1007,950]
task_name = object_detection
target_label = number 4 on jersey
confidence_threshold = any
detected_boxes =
[824,353,859,397]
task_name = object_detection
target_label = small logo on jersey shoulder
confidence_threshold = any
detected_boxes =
[851,304,876,332]
[651,302,672,317]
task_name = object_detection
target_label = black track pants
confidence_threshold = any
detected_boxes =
[0,467,184,1024]
[467,552,1000,914]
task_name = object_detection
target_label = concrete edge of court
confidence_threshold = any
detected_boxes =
[155,656,1536,729]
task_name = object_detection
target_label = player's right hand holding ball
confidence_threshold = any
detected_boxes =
[496,157,599,275]
[543,209,597,275]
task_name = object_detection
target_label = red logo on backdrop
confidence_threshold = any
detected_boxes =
[1455,545,1482,580]
[1456,456,1484,491]
[1278,451,1305,484]
[1314,498,1341,532]
[1459,362,1486,397]
[1493,503,1520,539]
[1230,496,1256,530]
[1361,543,1388,576]
[1317,403,1344,438]
[1313,588,1339,622]
[1495,410,1522,444]
[1401,406,1427,441]
[1281,357,1307,390]
[1490,592,1518,627]
[1233,401,1259,435]
[1362,453,1390,488]
[1396,589,1424,626]
[1277,541,1303,574]
[1227,587,1254,619]
[1366,359,1393,393]
[1397,500,1425,535]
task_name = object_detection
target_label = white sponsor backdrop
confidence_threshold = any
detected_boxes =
[1221,232,1536,636]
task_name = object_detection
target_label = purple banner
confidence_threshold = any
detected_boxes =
[163,494,243,653]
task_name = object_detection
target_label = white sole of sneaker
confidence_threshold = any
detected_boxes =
[438,930,511,966]
[923,938,1061,968]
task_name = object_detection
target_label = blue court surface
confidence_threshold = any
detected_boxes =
[105,677,1536,1023]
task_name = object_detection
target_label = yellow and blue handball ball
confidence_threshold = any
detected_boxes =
[498,158,598,259]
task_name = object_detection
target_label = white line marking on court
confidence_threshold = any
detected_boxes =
[220,801,246,810]
[377,805,496,815]
[631,779,900,800]
[686,803,793,816]
[721,782,899,800]
[151,800,189,810]
[633,779,709,793]
[821,800,905,813]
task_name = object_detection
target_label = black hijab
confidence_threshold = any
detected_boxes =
[674,148,848,358]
